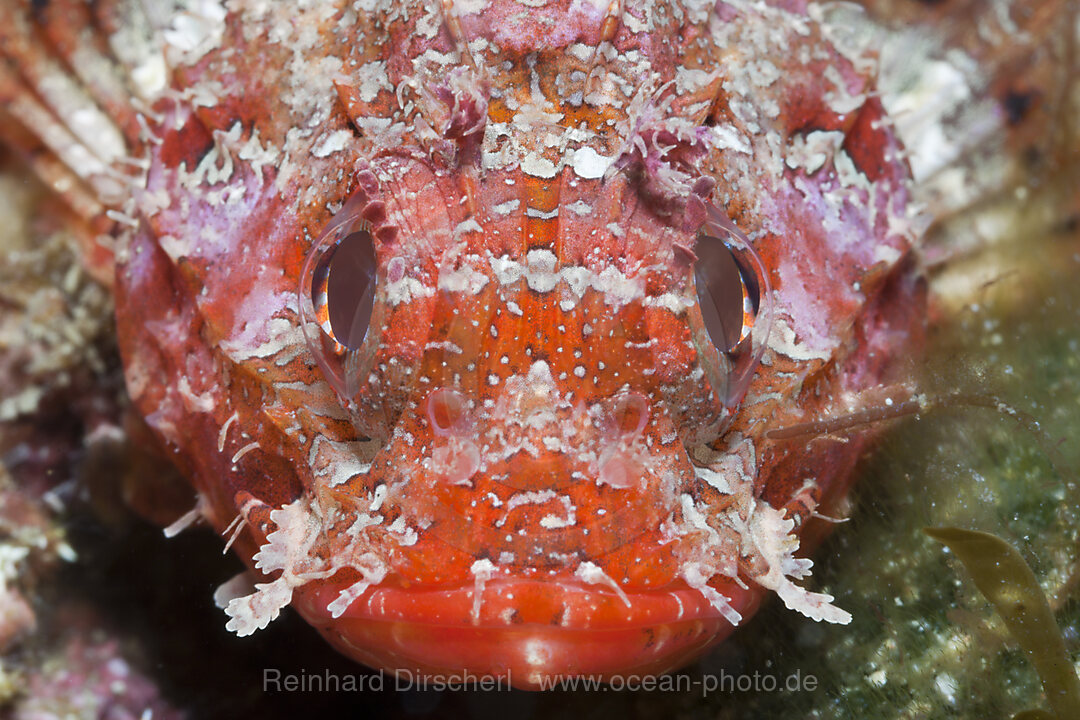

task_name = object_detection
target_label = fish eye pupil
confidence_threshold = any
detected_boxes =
[315,229,377,350]
[694,233,752,353]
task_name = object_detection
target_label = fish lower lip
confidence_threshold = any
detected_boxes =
[291,576,763,688]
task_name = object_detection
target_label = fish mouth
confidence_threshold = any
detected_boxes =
[290,574,763,689]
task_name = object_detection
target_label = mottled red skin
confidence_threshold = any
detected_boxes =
[101,0,923,687]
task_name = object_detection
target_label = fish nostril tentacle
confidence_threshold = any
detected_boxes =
[594,390,652,491]
[598,455,638,490]
[432,441,481,486]
[427,387,481,485]
[600,390,651,442]
[426,387,473,438]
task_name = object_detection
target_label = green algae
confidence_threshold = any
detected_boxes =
[924,527,1080,720]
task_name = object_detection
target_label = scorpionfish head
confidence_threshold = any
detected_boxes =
[114,0,924,689]
[291,162,774,679]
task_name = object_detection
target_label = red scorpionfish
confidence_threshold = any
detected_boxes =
[3,0,925,688]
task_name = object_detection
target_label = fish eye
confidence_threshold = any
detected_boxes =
[298,185,405,442]
[694,233,759,354]
[298,192,384,404]
[689,208,773,417]
[312,227,377,351]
